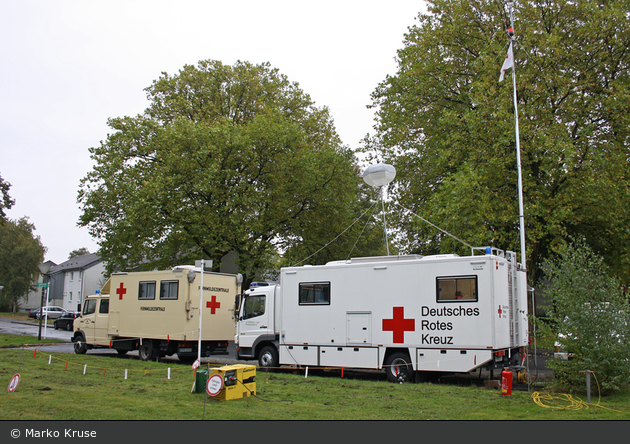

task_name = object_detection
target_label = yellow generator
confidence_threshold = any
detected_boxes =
[207,364,256,401]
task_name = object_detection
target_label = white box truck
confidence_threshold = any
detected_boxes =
[72,266,241,362]
[235,248,528,382]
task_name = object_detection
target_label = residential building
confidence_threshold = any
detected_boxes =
[21,254,107,313]
[20,260,56,312]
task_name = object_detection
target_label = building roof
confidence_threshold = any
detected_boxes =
[49,253,102,275]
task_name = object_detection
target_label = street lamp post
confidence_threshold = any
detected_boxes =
[362,163,397,256]
[37,262,52,341]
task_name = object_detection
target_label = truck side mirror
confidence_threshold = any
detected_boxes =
[234,294,242,312]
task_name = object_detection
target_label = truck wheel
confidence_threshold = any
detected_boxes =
[384,352,414,383]
[258,345,279,371]
[74,338,87,355]
[139,342,155,361]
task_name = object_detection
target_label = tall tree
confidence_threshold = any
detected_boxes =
[0,173,15,221]
[0,217,46,312]
[366,0,630,286]
[538,239,630,392]
[79,60,381,280]
[68,248,91,259]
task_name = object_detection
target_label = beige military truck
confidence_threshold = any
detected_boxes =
[72,266,241,362]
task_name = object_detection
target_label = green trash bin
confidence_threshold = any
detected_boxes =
[195,369,209,394]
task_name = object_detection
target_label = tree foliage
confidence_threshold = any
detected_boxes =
[68,248,91,259]
[0,217,46,312]
[538,239,630,393]
[78,60,382,280]
[0,173,15,221]
[366,0,630,286]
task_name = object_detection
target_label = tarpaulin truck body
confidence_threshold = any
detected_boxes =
[236,250,528,382]
[73,267,240,361]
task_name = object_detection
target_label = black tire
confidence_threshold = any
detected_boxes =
[74,337,87,354]
[384,352,414,383]
[139,341,155,361]
[258,345,279,371]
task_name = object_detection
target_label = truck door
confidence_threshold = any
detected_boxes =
[76,298,98,343]
[75,297,110,346]
[93,298,110,345]
[237,289,273,349]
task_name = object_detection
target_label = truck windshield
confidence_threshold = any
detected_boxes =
[242,294,265,319]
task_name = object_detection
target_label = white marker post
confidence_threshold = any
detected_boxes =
[198,259,205,364]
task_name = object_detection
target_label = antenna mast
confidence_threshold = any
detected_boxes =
[508,3,527,270]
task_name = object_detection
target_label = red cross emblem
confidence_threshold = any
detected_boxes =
[206,295,221,314]
[498,305,503,317]
[116,282,127,300]
[382,307,415,343]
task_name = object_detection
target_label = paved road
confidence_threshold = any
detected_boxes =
[0,316,247,365]
[0,317,72,343]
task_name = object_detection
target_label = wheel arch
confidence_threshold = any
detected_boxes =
[382,347,414,369]
[72,330,87,343]
[252,335,279,358]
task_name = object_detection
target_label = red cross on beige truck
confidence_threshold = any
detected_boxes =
[235,248,529,382]
[72,267,241,362]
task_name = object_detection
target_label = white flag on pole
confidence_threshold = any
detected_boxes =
[499,41,514,82]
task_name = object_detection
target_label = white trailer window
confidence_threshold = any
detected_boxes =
[436,276,477,302]
[138,281,156,300]
[159,280,179,300]
[299,282,330,305]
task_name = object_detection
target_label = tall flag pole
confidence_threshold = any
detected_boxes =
[499,4,526,270]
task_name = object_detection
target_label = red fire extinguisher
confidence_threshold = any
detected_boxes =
[501,369,513,396]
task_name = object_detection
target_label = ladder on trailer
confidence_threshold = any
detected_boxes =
[506,250,520,348]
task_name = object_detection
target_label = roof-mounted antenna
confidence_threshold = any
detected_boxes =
[499,3,526,270]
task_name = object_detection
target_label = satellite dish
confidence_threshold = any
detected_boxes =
[362,163,396,187]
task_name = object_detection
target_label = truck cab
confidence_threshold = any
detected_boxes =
[235,283,278,367]
[73,292,110,354]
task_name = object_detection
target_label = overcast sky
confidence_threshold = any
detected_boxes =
[1,0,426,265]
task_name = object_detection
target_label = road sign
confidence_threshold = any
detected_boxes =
[8,374,20,392]
[36,283,49,288]
[206,374,224,396]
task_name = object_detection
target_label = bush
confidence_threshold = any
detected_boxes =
[539,239,630,393]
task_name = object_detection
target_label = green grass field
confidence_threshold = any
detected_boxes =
[1,332,628,420]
